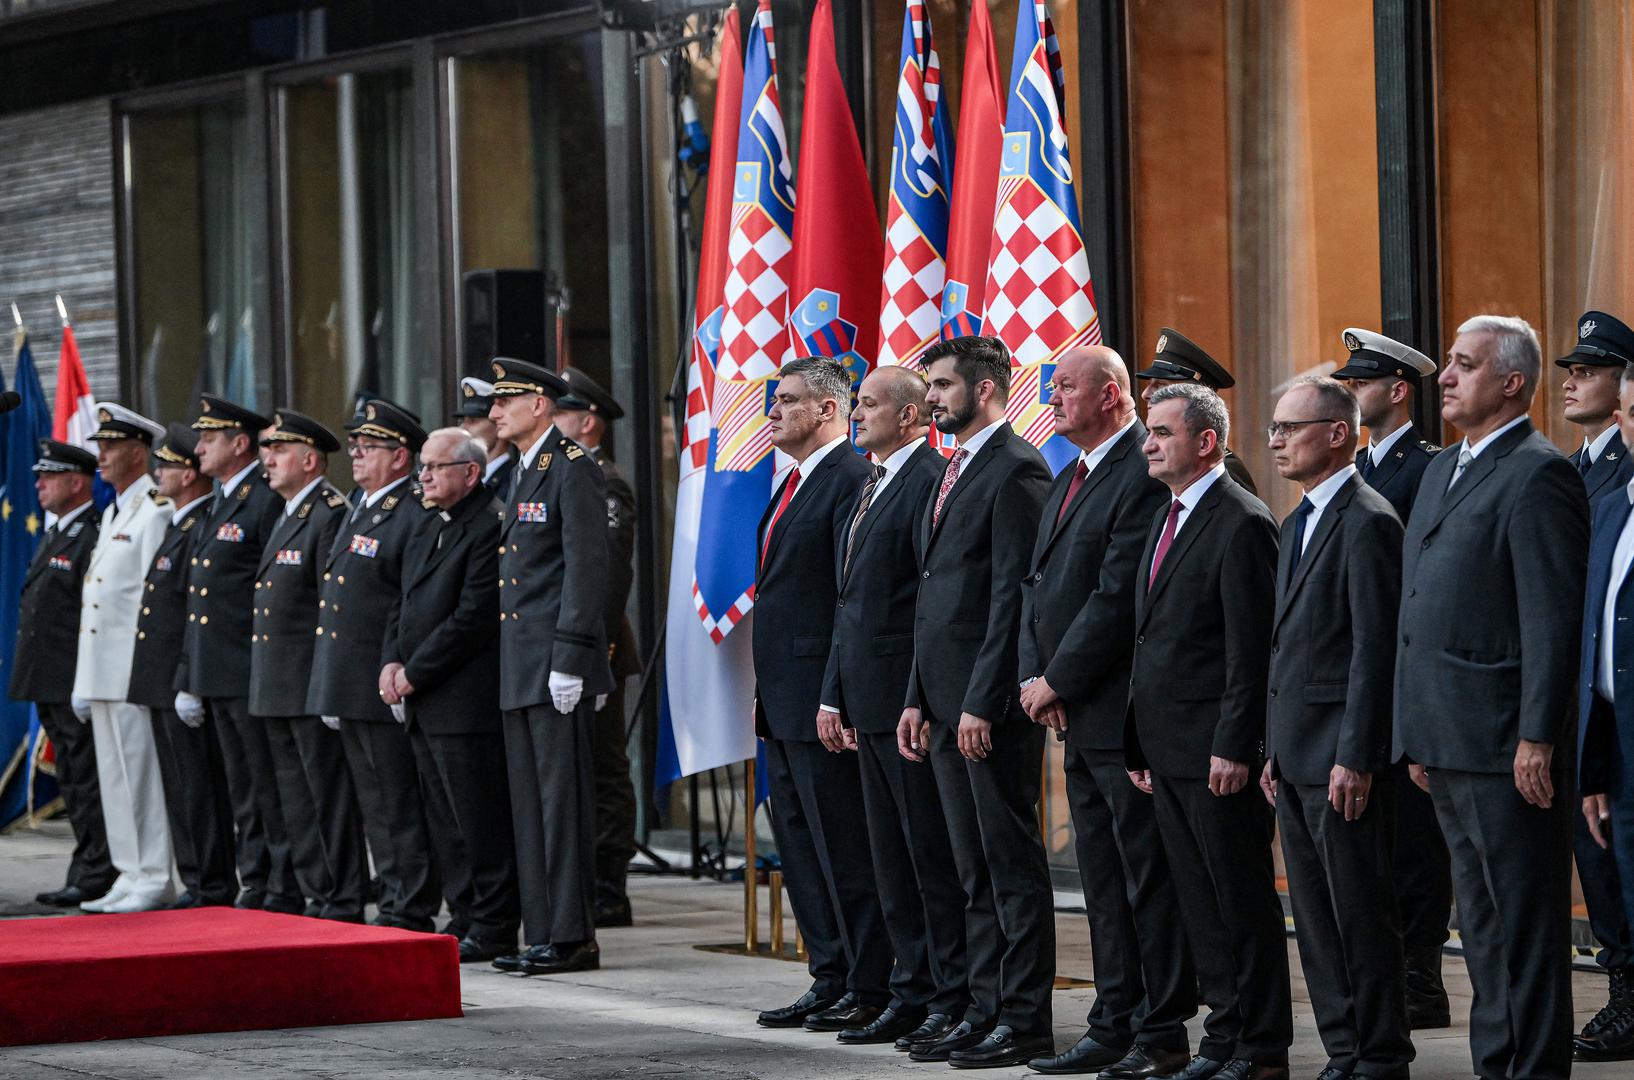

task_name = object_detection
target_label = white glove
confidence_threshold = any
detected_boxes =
[548,670,584,713]
[174,692,206,728]
[320,716,340,732]
[70,696,93,723]
[390,703,406,725]
[595,694,608,712]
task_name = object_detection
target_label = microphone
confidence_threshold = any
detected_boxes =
[0,391,21,415]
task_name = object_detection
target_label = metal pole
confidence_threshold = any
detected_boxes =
[743,756,758,953]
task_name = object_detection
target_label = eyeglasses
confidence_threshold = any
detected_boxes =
[1265,418,1341,440]
[417,460,474,475]
[347,442,398,457]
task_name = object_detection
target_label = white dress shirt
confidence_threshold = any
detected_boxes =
[1295,465,1358,555]
[360,475,408,509]
[172,494,211,526]
[868,438,924,504]
[1368,421,1415,467]
[1077,417,1138,479]
[221,459,260,498]
[1598,477,1634,703]
[1170,462,1227,535]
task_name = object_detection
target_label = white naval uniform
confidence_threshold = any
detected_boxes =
[74,474,175,904]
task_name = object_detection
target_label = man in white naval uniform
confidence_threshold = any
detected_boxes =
[75,404,176,913]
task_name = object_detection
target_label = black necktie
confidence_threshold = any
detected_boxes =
[1357,450,1375,482]
[1286,497,1315,583]
[1580,449,1595,478]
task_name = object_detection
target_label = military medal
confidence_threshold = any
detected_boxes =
[517,501,548,523]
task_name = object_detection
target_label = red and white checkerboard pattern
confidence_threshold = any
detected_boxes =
[719,204,793,383]
[983,177,1100,366]
[692,580,756,645]
[879,213,945,368]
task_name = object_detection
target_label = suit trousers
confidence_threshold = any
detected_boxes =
[1063,746,1195,1051]
[1612,794,1634,974]
[1575,804,1632,971]
[927,718,1054,1035]
[1277,780,1413,1076]
[504,701,597,945]
[410,725,520,944]
[592,679,637,904]
[36,701,113,893]
[1150,775,1292,1065]
[340,719,441,930]
[1386,759,1452,952]
[764,736,892,1005]
[265,715,367,918]
[90,700,174,897]
[210,696,297,907]
[149,705,237,905]
[856,729,969,1016]
[1430,768,1573,1080]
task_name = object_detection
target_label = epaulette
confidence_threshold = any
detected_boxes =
[325,491,347,509]
[236,483,252,500]
[562,443,585,462]
[148,490,172,506]
[1419,440,1441,453]
[421,496,437,509]
[410,482,424,499]
[180,516,197,532]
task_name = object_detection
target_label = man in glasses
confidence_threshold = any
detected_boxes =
[382,428,521,963]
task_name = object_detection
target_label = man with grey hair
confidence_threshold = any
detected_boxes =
[1261,375,1412,1080]
[1129,381,1288,1080]
[1397,314,1587,1080]
[751,356,885,1032]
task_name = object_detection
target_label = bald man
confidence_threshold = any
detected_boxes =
[1020,348,1196,1076]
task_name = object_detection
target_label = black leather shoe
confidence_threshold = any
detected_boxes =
[1156,1055,1230,1080]
[263,895,305,916]
[34,885,95,907]
[1207,1062,1286,1080]
[234,889,266,910]
[440,920,470,939]
[164,892,200,910]
[949,1026,1056,1069]
[516,939,600,975]
[1577,1005,1634,1061]
[758,989,839,1028]
[1313,1069,1349,1080]
[1100,1044,1194,1080]
[595,898,633,928]
[458,936,517,963]
[896,1011,958,1050]
[1028,1033,1131,1073]
[909,1021,988,1062]
[804,993,882,1032]
[838,1005,926,1045]
[493,943,555,972]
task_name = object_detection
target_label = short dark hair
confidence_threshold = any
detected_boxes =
[777,355,853,420]
[920,335,1012,405]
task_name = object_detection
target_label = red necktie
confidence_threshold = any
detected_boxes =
[760,467,801,568]
[1148,499,1184,588]
[933,449,969,525]
[1056,459,1090,525]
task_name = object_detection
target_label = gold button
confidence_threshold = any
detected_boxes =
[498,579,505,587]
[255,582,262,590]
[147,583,154,592]
[337,576,345,585]
[189,614,196,622]
[189,585,196,593]
[200,616,208,625]
[250,634,258,643]
[511,578,518,585]
[319,600,326,608]
[142,607,150,616]
[190,557,198,566]
[202,558,210,567]
[324,573,331,581]
[200,587,208,597]
[330,632,337,639]
[333,605,340,613]
[314,627,323,635]
[138,631,145,640]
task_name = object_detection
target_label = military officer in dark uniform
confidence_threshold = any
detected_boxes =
[175,395,301,913]
[307,399,447,933]
[455,376,516,498]
[1331,327,1451,1031]
[554,367,639,928]
[1135,328,1259,495]
[383,426,522,962]
[486,357,612,975]
[14,440,111,907]
[1557,310,1634,1057]
[131,425,237,908]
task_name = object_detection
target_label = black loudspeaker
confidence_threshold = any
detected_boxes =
[463,269,546,374]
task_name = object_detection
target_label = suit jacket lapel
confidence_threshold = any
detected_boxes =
[1589,497,1634,622]
[1364,438,1409,492]
[1586,434,1627,502]
[1274,477,1355,629]
[1141,479,1225,618]
[1427,421,1533,533]
[925,424,1009,553]
[1037,423,1144,564]
[762,448,844,571]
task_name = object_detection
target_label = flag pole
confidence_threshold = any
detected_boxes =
[10,303,20,327]
[743,755,759,952]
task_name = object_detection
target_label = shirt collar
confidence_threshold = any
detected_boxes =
[518,426,557,470]
[1175,461,1228,511]
[483,454,509,482]
[362,475,409,508]
[283,476,325,517]
[1079,416,1138,476]
[791,433,850,476]
[173,493,211,525]
[113,476,148,515]
[1586,424,1618,464]
[955,417,1006,459]
[1303,463,1357,514]
[1370,420,1414,462]
[54,501,92,530]
[1460,413,1529,460]
[878,438,922,478]
[222,459,260,496]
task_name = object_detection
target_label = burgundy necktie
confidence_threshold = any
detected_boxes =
[760,468,800,568]
[1148,499,1184,588]
[1056,459,1090,525]
[932,449,969,526]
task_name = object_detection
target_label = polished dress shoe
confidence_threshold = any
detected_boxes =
[949,1025,1056,1069]
[262,895,306,916]
[234,889,266,910]
[458,936,517,963]
[35,884,96,907]
[1312,1069,1349,1080]
[1206,1061,1286,1080]
[804,993,882,1032]
[1029,1033,1131,1073]
[895,1011,958,1050]
[440,920,470,939]
[837,1005,926,1045]
[1100,1043,1194,1080]
[493,943,555,973]
[594,898,633,928]
[1156,1055,1230,1080]
[909,1021,988,1062]
[80,883,134,913]
[102,888,174,914]
[758,989,839,1028]
[516,939,600,974]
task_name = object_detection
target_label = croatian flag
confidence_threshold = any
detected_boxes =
[877,1,952,371]
[693,0,790,647]
[983,0,1101,472]
[51,323,96,450]
[941,0,1004,344]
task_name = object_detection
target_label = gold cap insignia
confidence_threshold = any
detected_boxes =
[463,383,474,397]
[365,404,377,420]
[1344,332,1362,351]
[1155,334,1168,354]
[98,407,111,423]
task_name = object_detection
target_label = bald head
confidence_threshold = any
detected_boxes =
[854,364,931,456]
[1049,345,1136,450]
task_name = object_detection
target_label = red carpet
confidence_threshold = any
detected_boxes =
[0,908,461,1046]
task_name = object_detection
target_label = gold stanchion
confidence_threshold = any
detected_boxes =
[744,756,759,953]
[795,925,806,961]
[769,870,784,957]
[1039,757,1048,842]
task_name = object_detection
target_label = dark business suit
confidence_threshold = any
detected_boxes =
[9,505,111,895]
[1395,419,1587,1080]
[1267,474,1412,1076]
[385,486,520,946]
[1357,425,1451,976]
[129,497,236,905]
[906,422,1053,1034]
[1018,421,1194,1054]
[1580,484,1634,987]
[483,452,516,500]
[589,446,639,909]
[499,427,612,946]
[819,439,967,1018]
[1222,448,1257,496]
[308,479,444,932]
[1128,469,1290,1066]
[250,481,367,919]
[753,441,886,1003]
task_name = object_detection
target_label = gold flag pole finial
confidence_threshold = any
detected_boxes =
[10,302,21,328]
[54,295,69,327]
